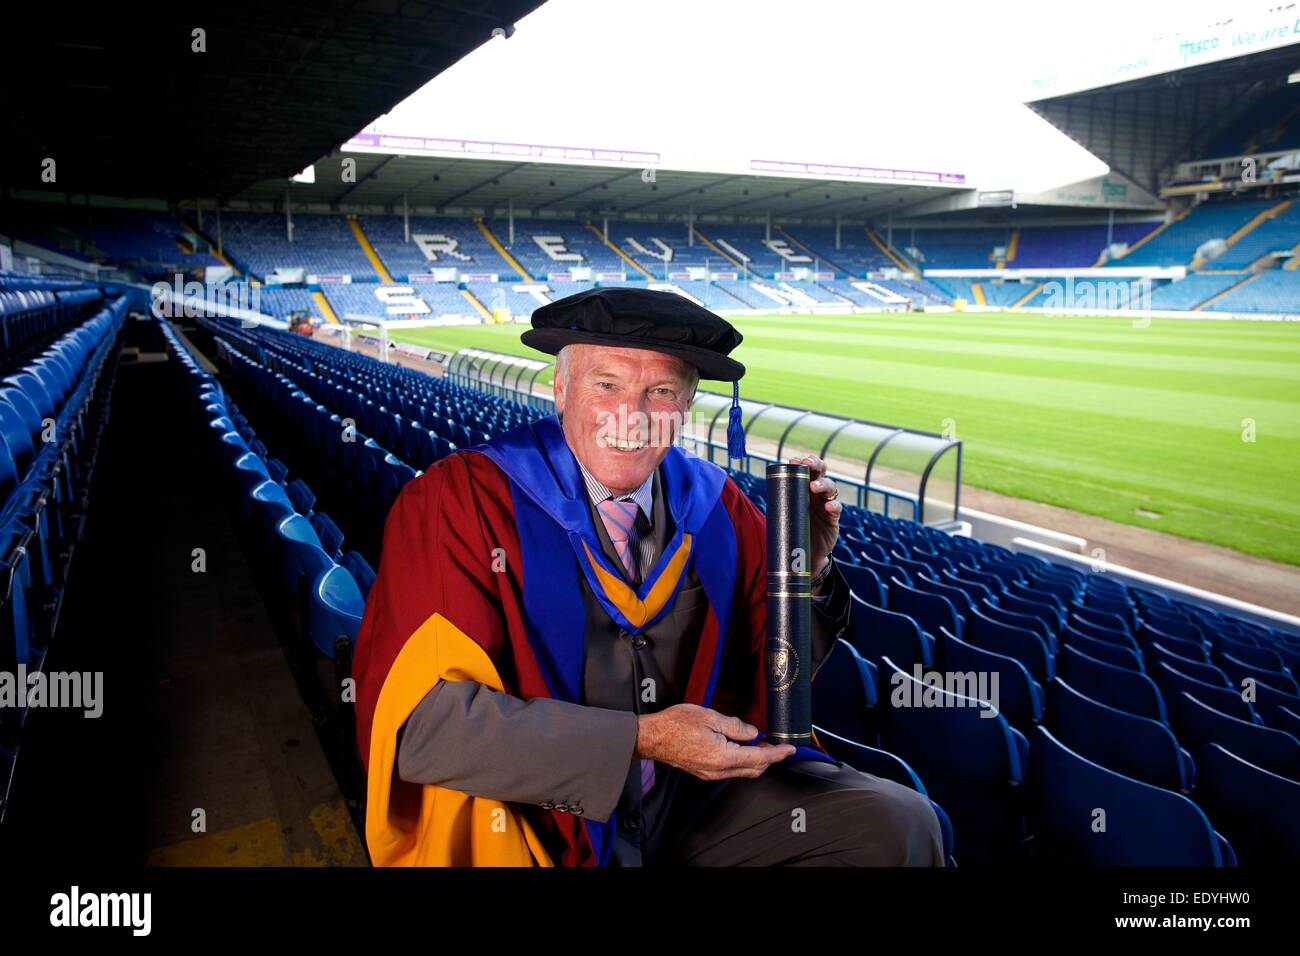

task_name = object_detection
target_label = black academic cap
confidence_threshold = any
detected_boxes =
[521,287,745,382]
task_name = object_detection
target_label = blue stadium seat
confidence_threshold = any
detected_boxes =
[310,512,345,560]
[889,578,961,640]
[996,591,1064,634]
[1049,678,1192,792]
[266,457,290,484]
[1172,691,1300,781]
[1067,613,1138,650]
[308,564,366,657]
[1247,678,1300,726]
[1216,651,1299,696]
[1058,644,1166,721]
[910,572,974,617]
[879,655,1027,865]
[1062,625,1142,670]
[1151,661,1257,724]
[1214,634,1285,671]
[1029,726,1227,866]
[812,725,956,866]
[285,478,316,517]
[965,605,1052,685]
[275,513,333,595]
[839,561,885,607]
[1196,744,1300,865]
[339,551,376,601]
[811,639,877,745]
[937,627,1043,730]
[979,598,1055,650]
[1139,618,1203,649]
[848,592,932,669]
[1146,641,1229,686]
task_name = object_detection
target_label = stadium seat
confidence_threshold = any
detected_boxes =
[1058,644,1166,722]
[889,578,961,640]
[879,655,1027,865]
[1196,744,1300,865]
[979,599,1055,650]
[965,605,1052,685]
[1216,651,1300,696]
[275,513,333,595]
[1146,641,1229,686]
[1274,705,1300,740]
[1151,661,1257,724]
[1067,613,1139,651]
[813,725,956,866]
[839,561,885,607]
[1062,625,1142,670]
[1214,634,1285,671]
[937,627,1043,730]
[1172,691,1300,781]
[848,592,932,669]
[249,479,296,548]
[996,591,1064,634]
[308,564,366,658]
[310,512,345,560]
[1028,727,1227,866]
[339,550,376,601]
[1246,678,1300,726]
[285,478,316,517]
[1048,678,1192,792]
[811,639,877,745]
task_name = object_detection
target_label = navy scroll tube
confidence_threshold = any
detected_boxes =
[764,463,812,743]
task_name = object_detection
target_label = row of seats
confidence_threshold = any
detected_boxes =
[730,469,1300,865]
[1,274,104,373]
[159,319,378,788]
[0,290,126,755]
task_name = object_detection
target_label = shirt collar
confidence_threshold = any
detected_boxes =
[575,456,655,524]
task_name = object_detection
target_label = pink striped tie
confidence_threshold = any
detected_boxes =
[596,497,640,583]
[595,497,654,794]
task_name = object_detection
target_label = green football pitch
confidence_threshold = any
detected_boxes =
[375,311,1300,566]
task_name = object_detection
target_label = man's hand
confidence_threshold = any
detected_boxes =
[788,454,842,593]
[635,704,795,781]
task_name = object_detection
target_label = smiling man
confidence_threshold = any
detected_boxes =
[353,287,942,867]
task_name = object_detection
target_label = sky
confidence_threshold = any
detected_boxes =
[365,0,1273,193]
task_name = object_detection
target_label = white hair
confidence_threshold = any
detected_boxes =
[554,343,698,398]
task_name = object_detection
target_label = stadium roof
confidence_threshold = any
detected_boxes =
[0,0,544,200]
[1026,27,1300,195]
[223,150,971,223]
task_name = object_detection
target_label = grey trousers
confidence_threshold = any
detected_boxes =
[623,759,945,867]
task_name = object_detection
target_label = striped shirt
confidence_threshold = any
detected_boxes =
[576,459,658,581]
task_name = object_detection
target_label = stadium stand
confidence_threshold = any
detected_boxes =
[1205,200,1300,270]
[219,212,376,280]
[1145,274,1246,311]
[1205,270,1300,314]
[1115,198,1277,267]
[487,218,626,277]
[359,215,507,280]
[607,225,713,275]
[1014,222,1158,267]
[781,226,896,276]
[6,202,221,274]
[257,287,326,323]
[694,224,808,277]
[895,227,1009,268]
